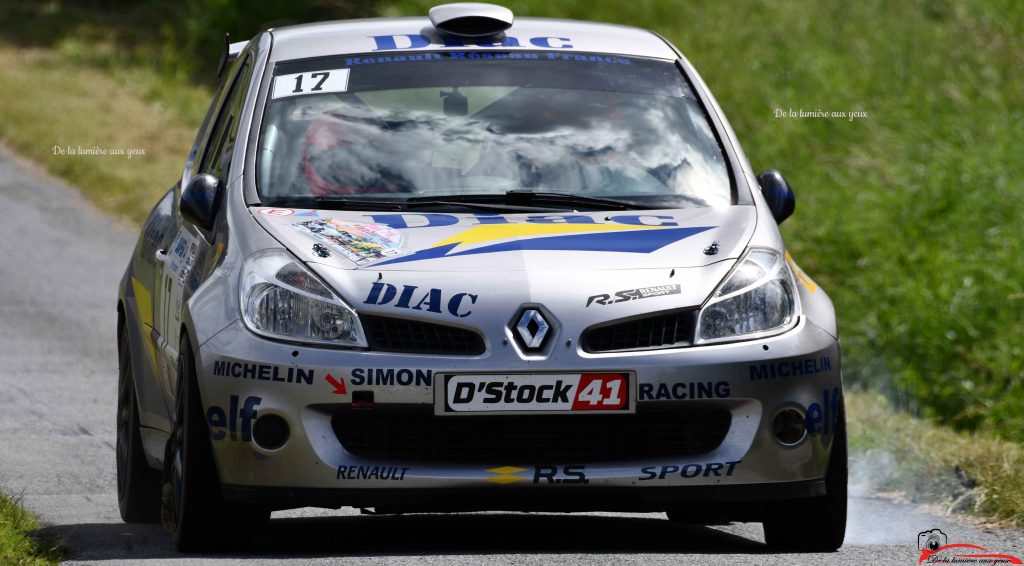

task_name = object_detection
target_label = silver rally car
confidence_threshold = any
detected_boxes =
[116,2,846,552]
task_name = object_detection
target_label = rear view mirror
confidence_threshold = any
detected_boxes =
[181,174,222,231]
[757,170,796,225]
[440,87,468,116]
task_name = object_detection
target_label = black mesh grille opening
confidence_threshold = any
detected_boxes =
[581,310,697,353]
[362,315,485,356]
[331,405,731,462]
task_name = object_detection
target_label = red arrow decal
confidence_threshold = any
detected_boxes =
[325,374,347,395]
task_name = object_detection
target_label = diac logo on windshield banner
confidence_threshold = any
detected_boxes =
[373,223,715,266]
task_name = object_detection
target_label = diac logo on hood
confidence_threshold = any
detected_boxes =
[373,222,716,266]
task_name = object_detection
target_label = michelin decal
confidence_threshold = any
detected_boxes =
[212,360,316,385]
[749,356,832,381]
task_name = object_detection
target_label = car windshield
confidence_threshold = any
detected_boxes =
[257,51,732,210]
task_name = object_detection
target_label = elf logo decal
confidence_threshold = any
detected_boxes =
[807,387,842,436]
[364,282,477,317]
[206,395,261,442]
[484,465,588,484]
[370,221,715,266]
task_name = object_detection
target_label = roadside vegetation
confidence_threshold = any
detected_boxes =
[0,0,1019,537]
[0,492,62,565]
[848,391,1024,526]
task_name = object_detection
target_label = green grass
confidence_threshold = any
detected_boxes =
[0,492,62,565]
[0,2,215,223]
[0,44,205,222]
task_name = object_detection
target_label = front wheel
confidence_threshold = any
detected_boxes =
[762,401,848,552]
[161,335,269,552]
[116,326,161,523]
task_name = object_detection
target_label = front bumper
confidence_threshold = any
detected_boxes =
[222,481,825,519]
[196,315,842,510]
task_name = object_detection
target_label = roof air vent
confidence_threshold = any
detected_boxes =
[428,3,514,38]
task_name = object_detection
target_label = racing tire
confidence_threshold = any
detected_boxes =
[161,335,270,552]
[117,326,162,523]
[762,400,847,552]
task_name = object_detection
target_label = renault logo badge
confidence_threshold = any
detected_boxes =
[514,308,550,350]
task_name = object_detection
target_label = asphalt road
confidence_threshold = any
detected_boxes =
[0,143,1020,565]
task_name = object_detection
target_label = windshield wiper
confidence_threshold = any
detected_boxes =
[259,196,559,213]
[404,194,562,213]
[407,191,659,211]
[260,190,660,213]
[261,197,405,211]
[503,190,660,210]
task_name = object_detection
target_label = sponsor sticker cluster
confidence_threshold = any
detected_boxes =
[292,218,402,264]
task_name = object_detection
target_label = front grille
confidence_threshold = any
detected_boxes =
[331,405,731,462]
[581,309,697,353]
[362,315,485,356]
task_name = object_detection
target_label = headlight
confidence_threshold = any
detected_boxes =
[696,247,798,344]
[240,250,367,347]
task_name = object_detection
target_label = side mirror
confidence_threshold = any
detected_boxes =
[181,173,222,230]
[757,169,796,225]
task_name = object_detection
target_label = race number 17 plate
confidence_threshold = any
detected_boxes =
[437,373,634,415]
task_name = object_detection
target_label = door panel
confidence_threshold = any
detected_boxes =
[155,53,254,409]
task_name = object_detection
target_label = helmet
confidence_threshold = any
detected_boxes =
[302,117,362,196]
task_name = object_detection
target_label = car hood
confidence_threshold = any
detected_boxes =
[252,206,756,315]
[252,206,755,273]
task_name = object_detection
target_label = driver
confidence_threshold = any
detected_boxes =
[301,114,403,196]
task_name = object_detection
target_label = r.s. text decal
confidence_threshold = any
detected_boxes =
[586,284,680,307]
